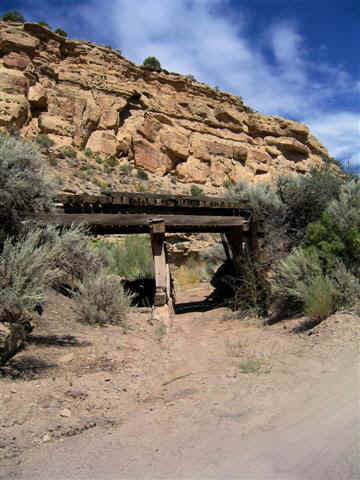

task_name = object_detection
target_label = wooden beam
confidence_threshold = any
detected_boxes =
[150,223,167,307]
[27,213,249,230]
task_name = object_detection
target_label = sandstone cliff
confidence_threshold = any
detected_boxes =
[0,21,332,197]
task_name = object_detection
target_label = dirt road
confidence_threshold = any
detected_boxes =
[6,303,359,480]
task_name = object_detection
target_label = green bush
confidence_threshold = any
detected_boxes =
[63,146,77,159]
[190,185,204,197]
[36,133,55,150]
[2,10,25,22]
[38,21,51,29]
[74,270,130,326]
[137,169,148,180]
[120,162,132,175]
[93,236,153,280]
[106,156,118,168]
[55,28,67,37]
[223,178,234,189]
[303,179,360,274]
[277,167,344,245]
[84,148,93,158]
[143,56,161,71]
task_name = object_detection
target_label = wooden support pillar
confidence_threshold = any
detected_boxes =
[224,228,245,274]
[150,219,168,307]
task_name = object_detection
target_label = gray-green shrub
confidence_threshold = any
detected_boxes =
[38,224,103,286]
[73,270,130,326]
[0,228,61,319]
[0,135,55,213]
[303,274,335,321]
[271,247,324,314]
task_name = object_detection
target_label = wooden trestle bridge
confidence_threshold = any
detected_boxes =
[32,191,259,313]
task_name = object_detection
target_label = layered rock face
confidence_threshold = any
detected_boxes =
[0,21,331,195]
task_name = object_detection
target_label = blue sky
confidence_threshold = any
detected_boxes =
[1,0,359,173]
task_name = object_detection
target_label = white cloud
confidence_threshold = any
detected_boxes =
[308,112,360,169]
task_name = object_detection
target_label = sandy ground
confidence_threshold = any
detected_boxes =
[0,285,359,479]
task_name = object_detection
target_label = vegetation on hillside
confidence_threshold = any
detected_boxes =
[1,10,68,38]
[1,10,25,22]
[226,167,360,322]
[0,135,131,367]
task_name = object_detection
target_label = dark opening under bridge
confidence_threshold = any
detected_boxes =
[31,191,259,313]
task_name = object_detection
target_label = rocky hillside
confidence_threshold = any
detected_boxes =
[0,21,332,197]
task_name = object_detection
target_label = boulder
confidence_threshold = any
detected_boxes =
[74,93,101,147]
[139,115,163,143]
[0,93,29,128]
[86,130,118,156]
[23,22,67,43]
[247,115,285,137]
[134,138,161,172]
[39,113,74,136]
[0,66,28,95]
[99,110,119,130]
[247,149,272,167]
[265,136,309,155]
[28,84,47,109]
[214,105,245,124]
[160,129,189,160]
[283,119,309,139]
[176,156,210,183]
[2,51,31,70]
[0,27,40,55]
[307,134,330,157]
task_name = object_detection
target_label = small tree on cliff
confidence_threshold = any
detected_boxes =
[55,28,67,37]
[2,10,25,22]
[143,56,161,71]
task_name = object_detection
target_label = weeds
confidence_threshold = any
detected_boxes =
[174,259,201,287]
[36,134,54,150]
[154,321,167,342]
[93,236,153,280]
[63,146,77,159]
[119,162,132,175]
[236,356,268,374]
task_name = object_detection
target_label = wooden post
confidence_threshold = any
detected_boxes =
[224,228,245,274]
[150,219,167,307]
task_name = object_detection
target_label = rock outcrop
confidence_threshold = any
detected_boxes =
[0,21,332,196]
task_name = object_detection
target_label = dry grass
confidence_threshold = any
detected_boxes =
[225,335,272,374]
[174,259,202,288]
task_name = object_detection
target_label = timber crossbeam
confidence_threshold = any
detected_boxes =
[30,213,250,234]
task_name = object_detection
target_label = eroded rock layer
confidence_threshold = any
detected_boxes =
[0,21,330,195]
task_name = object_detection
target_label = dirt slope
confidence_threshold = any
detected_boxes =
[0,286,359,479]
